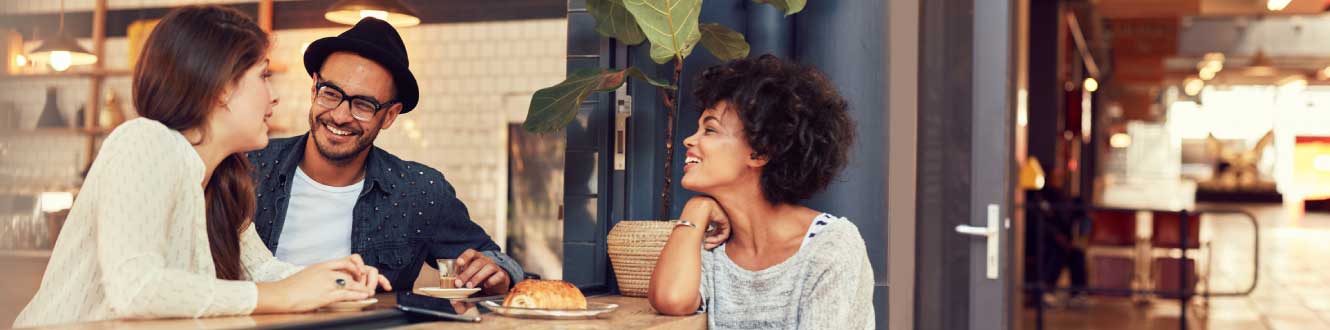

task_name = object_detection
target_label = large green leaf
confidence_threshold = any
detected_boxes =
[524,67,673,132]
[587,0,646,45]
[753,0,806,16]
[623,0,703,64]
[699,23,750,61]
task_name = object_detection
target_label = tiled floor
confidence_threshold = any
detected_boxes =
[1023,203,1330,330]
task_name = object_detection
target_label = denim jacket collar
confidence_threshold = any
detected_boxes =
[274,133,396,197]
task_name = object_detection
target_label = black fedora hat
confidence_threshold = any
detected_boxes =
[303,17,419,113]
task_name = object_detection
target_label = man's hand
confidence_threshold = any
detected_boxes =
[454,249,511,295]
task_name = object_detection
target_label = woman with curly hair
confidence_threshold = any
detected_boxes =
[648,55,872,329]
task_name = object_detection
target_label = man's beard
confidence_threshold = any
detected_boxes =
[311,113,377,164]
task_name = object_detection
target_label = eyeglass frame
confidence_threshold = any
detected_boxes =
[312,75,400,122]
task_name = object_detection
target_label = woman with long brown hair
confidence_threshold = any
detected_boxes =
[14,6,390,327]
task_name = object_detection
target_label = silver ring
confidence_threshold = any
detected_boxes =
[335,278,347,288]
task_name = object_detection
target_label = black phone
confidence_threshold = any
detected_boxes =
[395,292,482,323]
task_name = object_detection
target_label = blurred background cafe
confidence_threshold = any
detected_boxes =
[4,0,1330,330]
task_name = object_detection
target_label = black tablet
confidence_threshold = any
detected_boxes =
[395,291,482,323]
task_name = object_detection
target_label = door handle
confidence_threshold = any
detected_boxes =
[954,224,992,237]
[954,204,1000,279]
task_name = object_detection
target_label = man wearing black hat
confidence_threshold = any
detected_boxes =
[247,17,522,295]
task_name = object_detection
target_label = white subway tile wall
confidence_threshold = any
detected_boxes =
[0,17,569,248]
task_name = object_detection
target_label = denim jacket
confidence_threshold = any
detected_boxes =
[247,134,523,291]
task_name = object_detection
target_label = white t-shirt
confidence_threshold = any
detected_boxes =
[275,166,363,266]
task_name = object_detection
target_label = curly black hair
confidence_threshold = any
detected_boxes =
[693,54,855,205]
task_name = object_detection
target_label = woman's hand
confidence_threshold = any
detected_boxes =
[682,196,731,249]
[651,196,729,315]
[255,254,391,313]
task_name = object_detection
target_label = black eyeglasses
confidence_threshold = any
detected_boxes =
[313,78,399,121]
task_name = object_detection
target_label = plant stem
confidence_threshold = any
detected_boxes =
[660,59,683,221]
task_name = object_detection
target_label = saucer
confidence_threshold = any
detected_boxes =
[416,287,482,299]
[325,298,378,312]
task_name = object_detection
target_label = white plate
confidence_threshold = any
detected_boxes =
[416,287,482,299]
[324,298,378,312]
[478,300,618,319]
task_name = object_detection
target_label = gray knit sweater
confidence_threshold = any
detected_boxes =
[699,214,876,330]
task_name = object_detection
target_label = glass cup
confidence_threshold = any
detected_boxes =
[437,259,458,289]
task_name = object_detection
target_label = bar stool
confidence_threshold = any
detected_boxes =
[1149,211,1205,300]
[1086,210,1138,296]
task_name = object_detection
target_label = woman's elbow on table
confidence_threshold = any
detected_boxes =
[648,289,700,316]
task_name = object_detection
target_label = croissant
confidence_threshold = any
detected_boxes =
[502,279,588,309]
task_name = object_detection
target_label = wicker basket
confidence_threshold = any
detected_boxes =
[607,220,675,297]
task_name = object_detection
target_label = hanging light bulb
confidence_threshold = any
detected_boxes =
[28,0,97,71]
[1083,77,1099,93]
[359,9,389,21]
[325,0,421,27]
[48,51,71,72]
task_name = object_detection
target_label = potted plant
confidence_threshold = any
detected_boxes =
[521,0,805,296]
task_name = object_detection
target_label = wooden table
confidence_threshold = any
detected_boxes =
[16,294,705,330]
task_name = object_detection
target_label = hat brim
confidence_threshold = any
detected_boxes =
[303,37,419,114]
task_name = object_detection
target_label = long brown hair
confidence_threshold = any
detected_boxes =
[132,5,268,281]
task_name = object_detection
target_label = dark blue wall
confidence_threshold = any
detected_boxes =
[795,1,889,327]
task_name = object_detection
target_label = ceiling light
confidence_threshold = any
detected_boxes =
[1110,133,1132,149]
[1199,68,1217,80]
[1268,0,1292,11]
[1184,77,1205,96]
[1083,77,1099,93]
[325,0,421,27]
[27,0,97,72]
